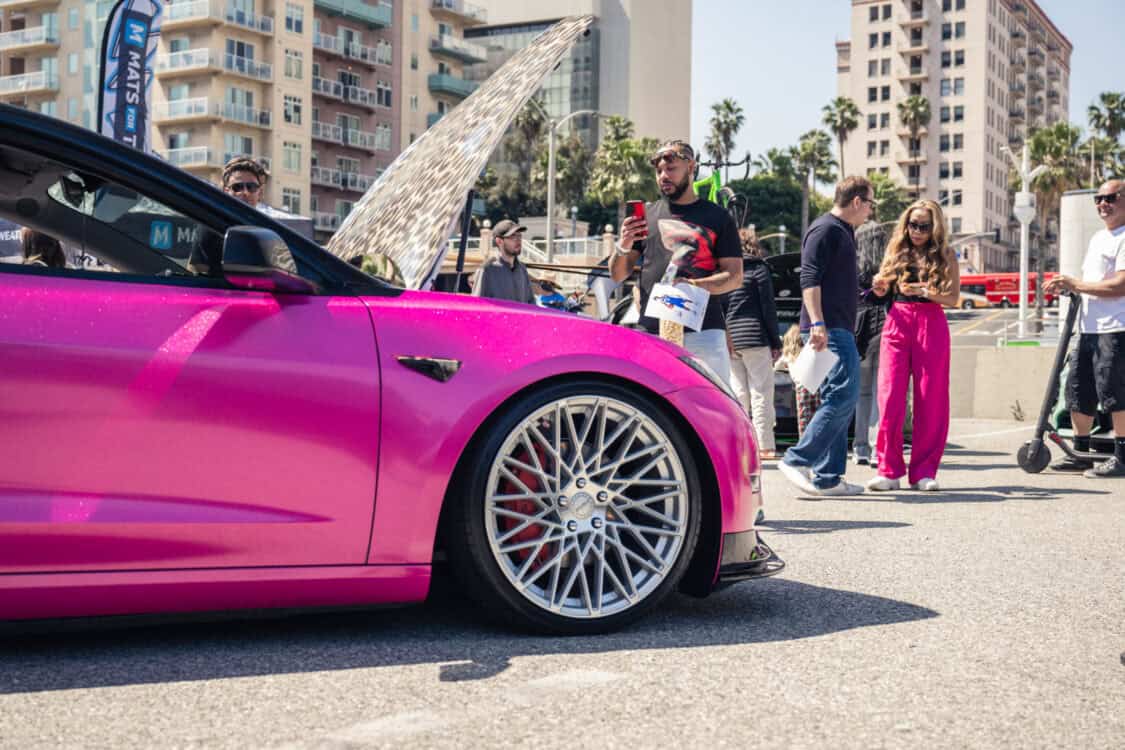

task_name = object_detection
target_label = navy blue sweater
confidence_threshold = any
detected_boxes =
[799,213,858,332]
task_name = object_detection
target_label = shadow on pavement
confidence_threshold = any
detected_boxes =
[0,578,938,693]
[759,519,911,535]
[830,485,1111,504]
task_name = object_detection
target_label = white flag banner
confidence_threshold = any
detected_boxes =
[643,282,709,332]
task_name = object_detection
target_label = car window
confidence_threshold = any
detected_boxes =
[0,144,220,279]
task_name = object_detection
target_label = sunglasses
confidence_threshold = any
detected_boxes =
[649,151,692,169]
[227,181,261,193]
[1093,191,1121,205]
[907,221,933,232]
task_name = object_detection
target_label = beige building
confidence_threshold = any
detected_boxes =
[836,0,1071,273]
[398,0,487,150]
[0,0,402,241]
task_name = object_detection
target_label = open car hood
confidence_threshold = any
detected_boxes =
[325,15,594,289]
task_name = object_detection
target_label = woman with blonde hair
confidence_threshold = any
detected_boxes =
[866,199,959,491]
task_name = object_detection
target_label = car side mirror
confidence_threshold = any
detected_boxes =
[221,226,315,294]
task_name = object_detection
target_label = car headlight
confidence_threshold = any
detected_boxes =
[679,355,738,402]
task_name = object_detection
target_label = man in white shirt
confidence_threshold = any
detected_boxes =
[1046,179,1125,478]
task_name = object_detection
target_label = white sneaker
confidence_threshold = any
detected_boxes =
[816,480,865,497]
[866,475,901,491]
[778,461,816,494]
[911,478,940,491]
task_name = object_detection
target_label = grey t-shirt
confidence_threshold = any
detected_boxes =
[472,256,535,304]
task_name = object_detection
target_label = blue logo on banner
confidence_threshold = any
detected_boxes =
[125,105,137,133]
[125,19,148,47]
[150,221,173,250]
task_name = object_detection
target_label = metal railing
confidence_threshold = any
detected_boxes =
[428,33,487,62]
[224,6,273,34]
[166,0,220,23]
[164,146,215,167]
[343,172,375,192]
[312,76,344,99]
[0,71,58,94]
[427,72,478,98]
[313,212,342,231]
[158,97,217,119]
[0,25,58,49]
[311,120,344,143]
[220,102,271,127]
[342,128,376,150]
[344,85,377,108]
[223,53,271,81]
[157,48,215,72]
[430,0,486,24]
[311,165,343,187]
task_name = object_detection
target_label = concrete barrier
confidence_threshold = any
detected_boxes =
[950,345,1057,420]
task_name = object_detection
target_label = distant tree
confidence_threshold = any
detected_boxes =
[587,115,659,225]
[1027,122,1085,310]
[532,131,593,213]
[868,172,911,224]
[705,98,746,182]
[897,95,932,194]
[822,96,861,176]
[1087,91,1125,143]
[752,147,798,182]
[791,129,836,236]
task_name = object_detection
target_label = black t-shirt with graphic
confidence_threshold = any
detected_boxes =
[636,198,741,333]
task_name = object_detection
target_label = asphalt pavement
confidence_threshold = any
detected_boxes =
[1,418,1122,749]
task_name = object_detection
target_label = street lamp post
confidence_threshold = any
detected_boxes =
[526,99,600,263]
[778,224,787,254]
[1002,144,1046,339]
[570,205,578,238]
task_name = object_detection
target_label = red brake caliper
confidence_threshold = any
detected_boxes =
[499,443,552,569]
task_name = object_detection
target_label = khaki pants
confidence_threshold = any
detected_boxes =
[729,346,776,452]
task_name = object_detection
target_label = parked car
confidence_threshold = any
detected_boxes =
[948,290,993,310]
[0,104,781,635]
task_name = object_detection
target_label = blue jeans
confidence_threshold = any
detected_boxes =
[684,328,733,384]
[783,328,860,488]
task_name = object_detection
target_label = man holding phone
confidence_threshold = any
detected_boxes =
[610,140,742,381]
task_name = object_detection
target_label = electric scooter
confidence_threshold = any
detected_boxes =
[1017,292,1115,473]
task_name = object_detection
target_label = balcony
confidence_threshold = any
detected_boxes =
[1027,71,1044,90]
[343,172,376,192]
[164,0,223,29]
[427,111,444,128]
[1012,1,1027,17]
[430,0,486,26]
[0,0,60,9]
[312,120,344,144]
[898,10,928,29]
[903,181,927,194]
[314,212,342,232]
[0,71,58,98]
[1010,81,1026,98]
[1010,54,1026,71]
[1027,47,1044,64]
[899,40,928,56]
[220,102,272,128]
[1028,98,1044,115]
[344,85,378,108]
[1047,65,1060,81]
[896,126,927,138]
[156,48,220,76]
[311,165,343,188]
[1009,108,1026,122]
[164,146,219,170]
[427,73,478,99]
[1030,23,1046,44]
[314,0,392,29]
[898,66,927,83]
[155,97,220,122]
[1011,28,1026,48]
[313,32,341,55]
[896,150,927,165]
[1047,88,1060,102]
[224,6,274,35]
[313,32,380,65]
[312,76,344,100]
[0,25,59,53]
[342,128,377,151]
[429,34,487,63]
[223,53,272,81]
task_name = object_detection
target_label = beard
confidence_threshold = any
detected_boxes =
[661,172,693,202]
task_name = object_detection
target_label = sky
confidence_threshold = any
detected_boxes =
[690,0,1121,170]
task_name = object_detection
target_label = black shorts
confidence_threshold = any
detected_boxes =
[1065,331,1125,414]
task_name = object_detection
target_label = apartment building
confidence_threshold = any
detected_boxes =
[836,0,1071,273]
[398,0,485,150]
[0,0,402,243]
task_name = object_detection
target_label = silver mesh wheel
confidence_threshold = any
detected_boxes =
[484,396,690,619]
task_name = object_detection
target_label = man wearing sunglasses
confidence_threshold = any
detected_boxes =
[222,156,268,209]
[1045,179,1125,478]
[610,140,743,382]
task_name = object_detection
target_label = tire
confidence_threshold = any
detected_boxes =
[961,299,974,309]
[1000,298,1012,308]
[445,380,703,635]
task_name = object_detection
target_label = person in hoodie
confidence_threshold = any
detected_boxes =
[725,228,783,459]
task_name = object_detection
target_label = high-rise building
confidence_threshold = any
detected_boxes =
[836,0,1071,273]
[398,0,486,150]
[0,0,402,243]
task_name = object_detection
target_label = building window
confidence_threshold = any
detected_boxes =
[881,85,890,101]
[880,140,889,156]
[942,23,952,40]
[867,113,878,130]
[283,141,301,172]
[376,40,393,66]
[954,78,965,95]
[375,123,393,151]
[377,82,392,108]
[68,7,79,30]
[951,218,962,233]
[285,3,303,34]
[951,190,963,206]
[410,53,418,70]
[410,94,419,112]
[882,31,891,46]
[954,105,964,122]
[955,50,965,66]
[941,78,951,96]
[868,87,878,103]
[39,101,57,117]
[908,164,921,180]
[282,188,301,216]
[284,95,302,124]
[909,83,922,96]
[68,53,78,75]
[880,112,890,128]
[942,51,951,68]
[882,4,891,19]
[868,60,878,77]
[869,33,878,49]
[941,106,951,123]
[68,98,78,120]
[411,13,419,32]
[953,161,963,177]
[285,49,303,79]
[868,141,877,157]
[955,21,965,38]
[869,6,878,22]
[881,58,891,75]
[940,162,950,179]
[940,135,950,152]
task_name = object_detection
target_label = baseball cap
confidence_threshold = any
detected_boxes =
[493,219,527,238]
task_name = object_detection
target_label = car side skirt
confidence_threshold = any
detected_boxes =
[0,565,430,621]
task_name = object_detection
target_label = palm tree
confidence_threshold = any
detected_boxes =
[587,115,659,224]
[706,98,746,182]
[753,147,798,182]
[868,172,910,224]
[1087,92,1125,143]
[896,96,932,194]
[822,96,861,176]
[791,129,836,236]
[1027,122,1085,311]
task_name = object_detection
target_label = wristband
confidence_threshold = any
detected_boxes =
[810,321,826,328]
[614,243,634,257]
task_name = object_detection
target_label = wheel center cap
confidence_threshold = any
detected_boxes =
[570,492,595,520]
